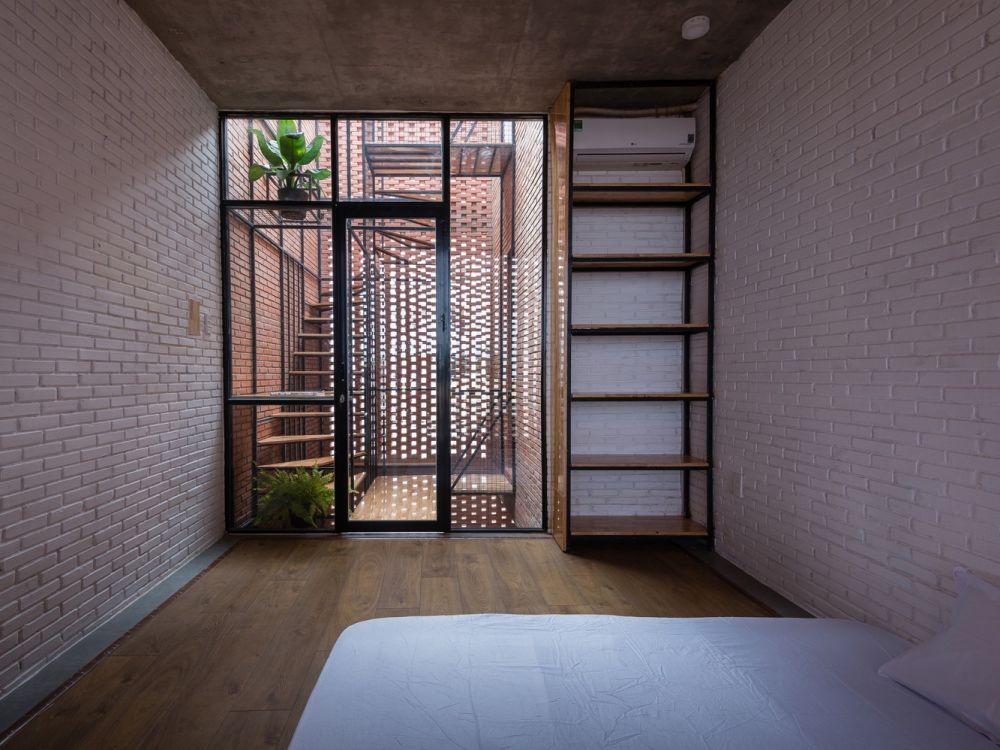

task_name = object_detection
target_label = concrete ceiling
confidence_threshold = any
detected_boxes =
[127,0,792,112]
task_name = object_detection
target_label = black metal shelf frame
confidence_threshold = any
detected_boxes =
[219,112,549,535]
[563,79,717,547]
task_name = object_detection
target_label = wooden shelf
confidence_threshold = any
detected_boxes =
[572,392,709,402]
[572,515,708,537]
[571,323,709,336]
[572,253,710,271]
[257,434,332,446]
[572,182,710,205]
[257,456,334,470]
[229,392,335,403]
[570,453,709,470]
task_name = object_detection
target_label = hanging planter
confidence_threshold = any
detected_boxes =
[248,119,331,221]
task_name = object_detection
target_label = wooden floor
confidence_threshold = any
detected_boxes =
[5,537,770,750]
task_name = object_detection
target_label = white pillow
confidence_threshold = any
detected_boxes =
[879,567,1000,743]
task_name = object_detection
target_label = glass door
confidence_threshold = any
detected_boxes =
[335,214,449,530]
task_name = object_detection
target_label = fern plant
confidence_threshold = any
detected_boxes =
[254,466,333,529]
[248,119,331,194]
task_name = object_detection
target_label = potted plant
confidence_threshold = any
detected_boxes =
[254,466,333,529]
[248,119,331,221]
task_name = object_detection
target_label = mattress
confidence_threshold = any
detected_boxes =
[289,614,996,749]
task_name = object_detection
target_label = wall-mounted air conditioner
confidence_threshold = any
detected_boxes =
[573,117,696,171]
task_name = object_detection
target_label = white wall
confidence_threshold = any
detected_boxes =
[715,0,1000,640]
[570,199,688,516]
[0,0,222,692]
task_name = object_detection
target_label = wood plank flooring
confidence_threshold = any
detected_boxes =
[4,537,770,750]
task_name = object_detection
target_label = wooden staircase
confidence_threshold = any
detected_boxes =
[255,299,334,474]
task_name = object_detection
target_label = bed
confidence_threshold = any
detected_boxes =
[289,614,996,749]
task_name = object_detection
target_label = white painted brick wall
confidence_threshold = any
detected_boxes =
[572,470,683,516]
[0,0,221,693]
[572,337,684,393]
[570,199,688,516]
[716,0,1000,641]
[571,402,684,454]
[572,271,682,325]
[571,401,685,515]
[572,206,685,254]
[573,168,685,185]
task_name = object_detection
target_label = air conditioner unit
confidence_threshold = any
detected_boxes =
[573,117,696,172]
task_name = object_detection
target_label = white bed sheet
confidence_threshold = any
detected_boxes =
[290,614,996,749]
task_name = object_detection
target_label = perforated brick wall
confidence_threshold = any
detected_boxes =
[715,0,1000,640]
[0,0,221,693]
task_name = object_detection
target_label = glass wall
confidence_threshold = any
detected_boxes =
[221,114,544,531]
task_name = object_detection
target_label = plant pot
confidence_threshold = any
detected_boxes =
[278,186,309,221]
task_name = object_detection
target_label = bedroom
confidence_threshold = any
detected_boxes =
[0,0,998,747]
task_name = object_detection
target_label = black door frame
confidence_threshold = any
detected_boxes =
[333,201,451,532]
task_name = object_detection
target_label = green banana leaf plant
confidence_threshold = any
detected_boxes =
[254,466,333,529]
[248,119,331,192]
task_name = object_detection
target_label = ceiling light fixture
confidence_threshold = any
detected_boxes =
[681,15,711,40]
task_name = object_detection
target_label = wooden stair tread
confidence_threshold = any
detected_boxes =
[288,370,333,376]
[298,333,334,338]
[257,456,334,469]
[292,351,333,357]
[572,392,709,401]
[273,411,334,418]
[572,515,708,537]
[302,317,331,323]
[257,434,332,445]
[570,453,709,469]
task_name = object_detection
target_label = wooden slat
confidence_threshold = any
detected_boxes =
[570,453,709,469]
[257,434,332,446]
[573,182,710,205]
[571,515,709,537]
[571,392,709,401]
[547,82,572,552]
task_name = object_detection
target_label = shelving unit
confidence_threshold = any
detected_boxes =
[556,80,716,545]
